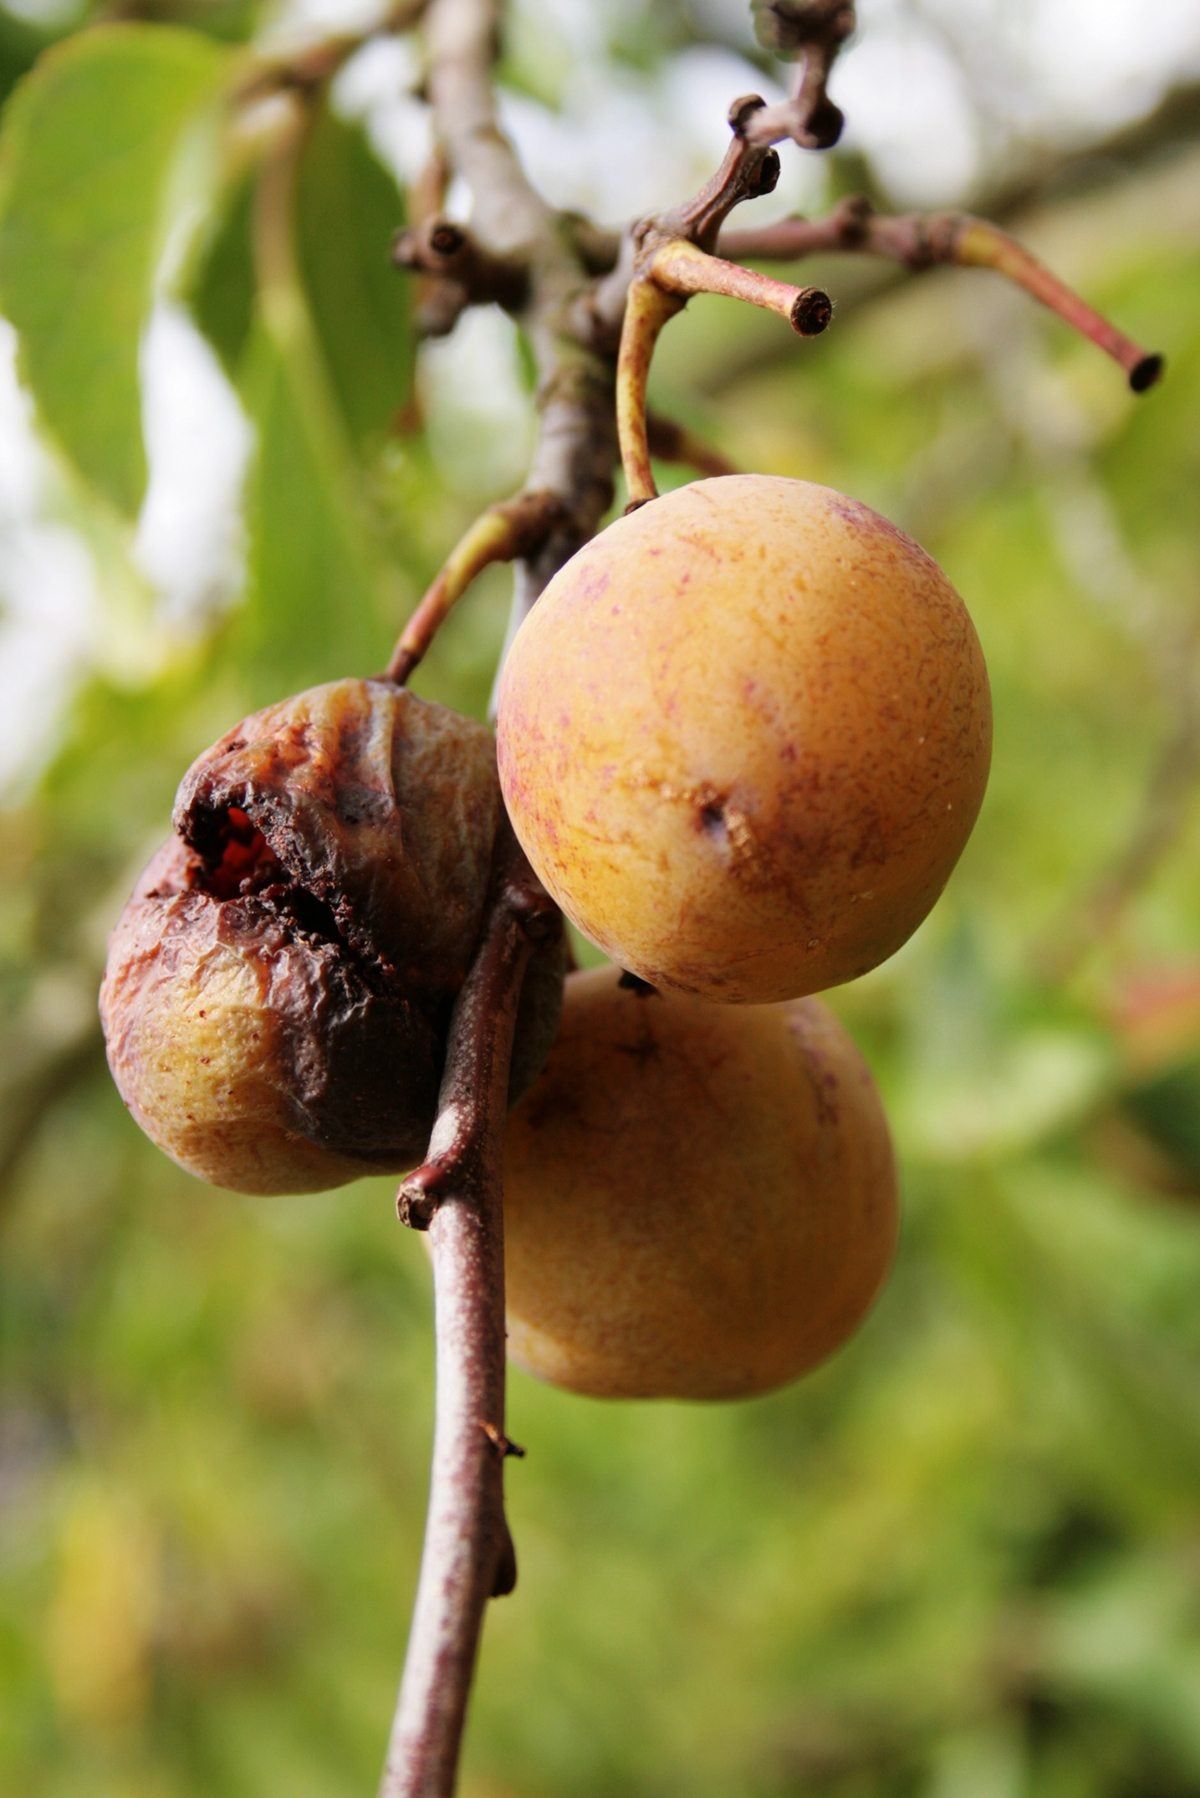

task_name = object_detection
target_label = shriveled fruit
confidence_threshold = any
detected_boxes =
[503,965,898,1400]
[497,474,991,1003]
[100,679,563,1195]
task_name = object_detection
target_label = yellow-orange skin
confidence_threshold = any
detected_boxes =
[503,966,898,1400]
[497,476,991,1002]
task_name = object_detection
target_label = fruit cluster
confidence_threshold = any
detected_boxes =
[102,473,991,1400]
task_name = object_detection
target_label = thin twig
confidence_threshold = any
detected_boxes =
[718,198,1163,390]
[385,491,567,684]
[234,0,430,104]
[645,411,738,479]
[741,1,855,150]
[381,830,560,1798]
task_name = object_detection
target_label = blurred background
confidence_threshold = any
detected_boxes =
[2,1,1199,1793]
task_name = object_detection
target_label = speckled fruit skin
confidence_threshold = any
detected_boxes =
[502,965,898,1400]
[496,475,991,1003]
[100,679,563,1196]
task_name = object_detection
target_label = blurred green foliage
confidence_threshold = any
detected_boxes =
[1,6,1199,1796]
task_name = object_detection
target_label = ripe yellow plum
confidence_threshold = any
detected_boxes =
[503,966,898,1400]
[497,475,991,1003]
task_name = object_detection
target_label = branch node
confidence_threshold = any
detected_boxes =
[391,217,530,313]
[429,219,466,257]
[753,149,783,197]
[728,92,767,134]
[396,1167,445,1232]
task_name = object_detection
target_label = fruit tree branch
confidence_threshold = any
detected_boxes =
[398,0,618,673]
[379,3,616,1790]
[381,827,560,1797]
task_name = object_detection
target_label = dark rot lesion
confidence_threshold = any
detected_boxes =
[190,806,284,902]
[100,679,565,1196]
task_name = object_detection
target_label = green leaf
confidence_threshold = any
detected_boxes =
[0,9,58,112]
[0,24,233,513]
[184,166,256,381]
[294,102,413,453]
[234,316,394,699]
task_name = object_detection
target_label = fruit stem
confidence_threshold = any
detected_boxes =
[718,200,1163,392]
[650,238,832,336]
[381,829,561,1798]
[385,492,565,684]
[615,277,679,509]
[951,218,1163,391]
[615,242,830,510]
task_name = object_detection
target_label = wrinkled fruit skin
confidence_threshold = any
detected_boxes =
[497,475,991,1003]
[503,966,898,1400]
[100,679,564,1195]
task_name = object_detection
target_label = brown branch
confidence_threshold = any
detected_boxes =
[385,491,567,683]
[381,829,560,1797]
[718,197,1163,390]
[379,3,617,1790]
[424,0,548,254]
[234,0,430,104]
[390,0,618,686]
[645,412,738,479]
[742,1,855,151]
[392,217,530,331]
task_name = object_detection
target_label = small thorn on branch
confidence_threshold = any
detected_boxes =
[397,1161,453,1231]
[479,1421,525,1458]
